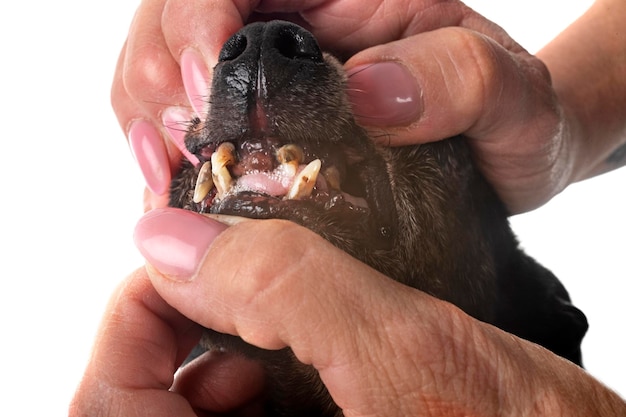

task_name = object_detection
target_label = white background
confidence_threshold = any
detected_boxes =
[0,0,623,415]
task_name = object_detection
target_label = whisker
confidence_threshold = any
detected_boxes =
[162,118,196,133]
[141,99,180,107]
[346,63,377,78]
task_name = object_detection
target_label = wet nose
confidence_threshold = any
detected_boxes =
[218,20,323,64]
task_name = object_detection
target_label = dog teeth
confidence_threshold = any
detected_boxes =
[286,159,321,200]
[192,142,328,204]
[276,144,304,177]
[323,166,341,190]
[211,142,236,198]
[193,161,214,203]
[276,144,304,163]
[213,142,236,167]
[212,164,233,198]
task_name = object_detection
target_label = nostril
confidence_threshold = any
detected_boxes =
[219,33,248,62]
[218,22,323,64]
[274,26,323,62]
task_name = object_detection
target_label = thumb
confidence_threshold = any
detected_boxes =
[345,26,553,144]
[345,27,568,213]
[133,208,476,415]
[133,208,404,360]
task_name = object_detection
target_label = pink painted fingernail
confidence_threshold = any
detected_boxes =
[181,48,211,117]
[162,106,200,166]
[347,62,422,127]
[128,120,171,196]
[134,208,228,281]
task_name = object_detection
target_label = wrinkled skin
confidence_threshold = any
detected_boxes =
[169,21,587,417]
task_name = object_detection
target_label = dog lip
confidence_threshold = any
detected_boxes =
[189,140,369,218]
[192,137,358,201]
[184,131,397,250]
[210,189,369,221]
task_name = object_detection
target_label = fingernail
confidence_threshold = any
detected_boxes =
[181,48,211,117]
[128,120,171,196]
[347,62,422,127]
[134,208,228,281]
[162,106,200,166]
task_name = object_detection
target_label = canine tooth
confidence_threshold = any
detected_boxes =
[193,161,214,203]
[211,143,235,198]
[286,159,321,200]
[213,142,236,168]
[212,166,232,198]
[276,144,304,177]
[276,144,304,164]
[323,166,341,190]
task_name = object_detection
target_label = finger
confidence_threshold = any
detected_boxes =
[143,185,171,212]
[161,0,260,66]
[70,268,202,416]
[133,209,615,415]
[112,43,176,201]
[258,0,520,57]
[115,0,262,200]
[111,1,187,198]
[172,350,266,413]
[71,268,267,416]
[345,27,564,213]
[97,269,201,386]
[161,0,267,118]
[134,209,473,414]
[121,0,189,121]
[345,27,545,141]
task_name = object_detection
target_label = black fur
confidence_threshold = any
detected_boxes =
[169,21,588,416]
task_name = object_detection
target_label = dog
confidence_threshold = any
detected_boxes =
[169,21,588,417]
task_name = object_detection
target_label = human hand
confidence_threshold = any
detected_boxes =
[113,0,577,214]
[69,265,269,417]
[71,208,625,416]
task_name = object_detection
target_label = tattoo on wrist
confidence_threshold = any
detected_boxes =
[606,143,626,167]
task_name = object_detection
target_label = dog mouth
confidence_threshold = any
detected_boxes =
[171,20,397,249]
[188,137,374,226]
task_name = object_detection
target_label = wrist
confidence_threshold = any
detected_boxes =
[482,319,626,416]
[537,0,626,182]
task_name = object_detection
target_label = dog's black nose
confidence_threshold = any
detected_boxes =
[185,21,331,155]
[218,21,323,63]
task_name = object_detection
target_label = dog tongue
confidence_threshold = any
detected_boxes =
[234,162,328,198]
[236,171,291,197]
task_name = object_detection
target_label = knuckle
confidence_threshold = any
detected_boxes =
[207,220,318,347]
[123,44,174,100]
[442,28,558,131]
[122,42,183,106]
[448,28,503,111]
[212,220,313,307]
